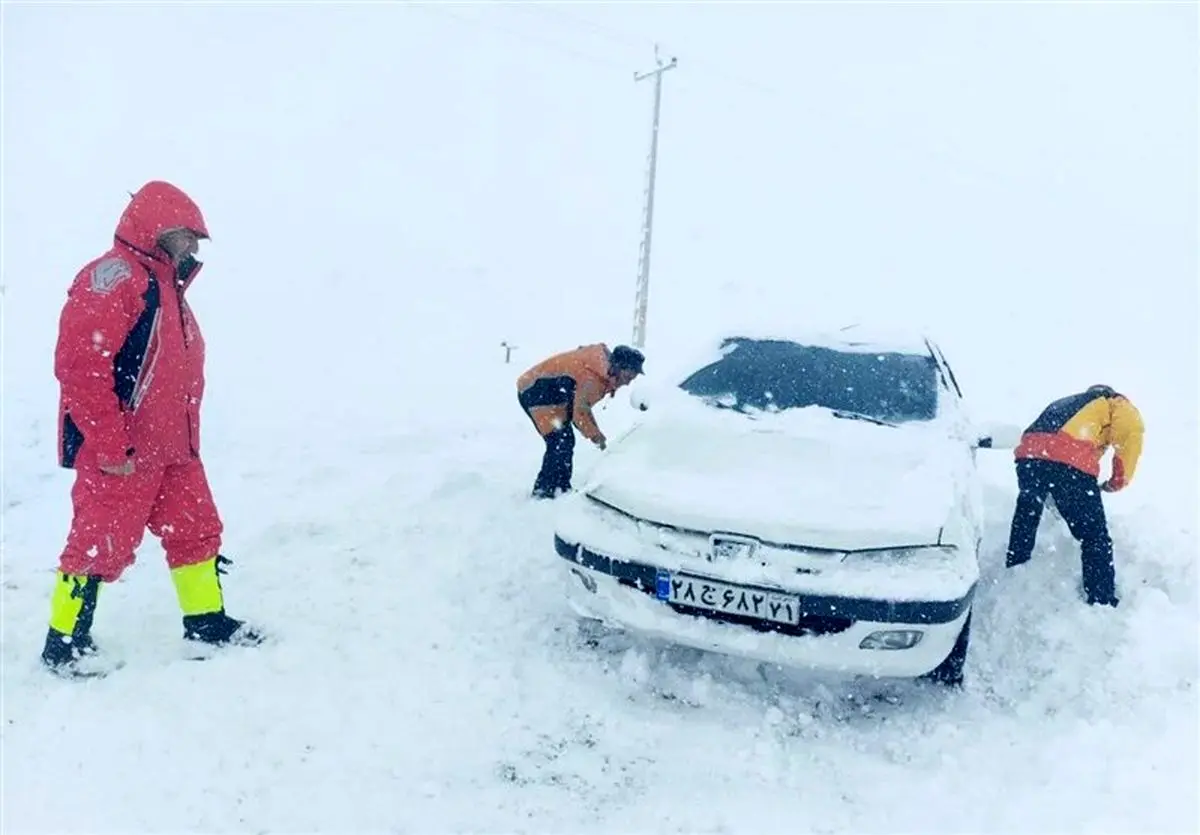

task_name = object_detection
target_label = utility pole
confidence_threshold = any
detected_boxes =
[500,341,518,364]
[631,44,677,351]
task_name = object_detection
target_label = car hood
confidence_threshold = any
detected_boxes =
[581,413,963,551]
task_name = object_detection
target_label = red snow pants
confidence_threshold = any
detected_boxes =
[58,457,223,582]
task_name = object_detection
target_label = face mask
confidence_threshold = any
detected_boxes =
[158,228,200,263]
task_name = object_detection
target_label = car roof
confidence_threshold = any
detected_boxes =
[711,322,938,357]
[645,321,942,386]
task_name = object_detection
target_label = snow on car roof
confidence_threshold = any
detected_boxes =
[643,320,939,386]
[730,325,933,355]
[683,319,937,357]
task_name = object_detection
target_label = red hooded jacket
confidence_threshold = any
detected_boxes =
[56,181,211,471]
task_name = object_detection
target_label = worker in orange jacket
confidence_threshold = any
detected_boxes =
[517,343,645,499]
[1004,384,1144,607]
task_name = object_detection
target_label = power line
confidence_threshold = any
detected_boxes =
[418,3,809,114]
[429,6,986,179]
[411,3,632,75]
[409,5,967,190]
[512,4,785,99]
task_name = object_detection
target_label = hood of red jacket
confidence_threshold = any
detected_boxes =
[115,181,209,258]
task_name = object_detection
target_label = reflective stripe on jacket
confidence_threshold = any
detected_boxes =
[1015,387,1144,490]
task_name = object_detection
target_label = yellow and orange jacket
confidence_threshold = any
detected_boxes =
[517,343,616,444]
[1015,386,1145,491]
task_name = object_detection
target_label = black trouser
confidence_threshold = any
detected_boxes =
[518,376,577,498]
[1005,458,1117,606]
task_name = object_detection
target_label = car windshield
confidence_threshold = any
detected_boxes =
[677,337,940,424]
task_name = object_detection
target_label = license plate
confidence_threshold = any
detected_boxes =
[655,571,799,626]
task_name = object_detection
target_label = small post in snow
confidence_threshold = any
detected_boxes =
[501,341,518,364]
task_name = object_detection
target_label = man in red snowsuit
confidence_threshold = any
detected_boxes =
[43,180,261,677]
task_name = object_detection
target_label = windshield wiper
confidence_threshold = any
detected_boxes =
[831,409,896,427]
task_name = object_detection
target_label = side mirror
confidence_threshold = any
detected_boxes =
[630,385,650,412]
[971,420,1023,450]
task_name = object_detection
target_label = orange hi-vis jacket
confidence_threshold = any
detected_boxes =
[517,343,616,444]
[1014,386,1145,491]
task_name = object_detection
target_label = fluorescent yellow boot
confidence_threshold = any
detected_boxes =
[41,571,103,676]
[171,555,263,647]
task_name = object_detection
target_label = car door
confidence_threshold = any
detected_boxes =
[927,339,985,556]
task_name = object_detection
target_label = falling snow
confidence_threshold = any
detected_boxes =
[2,3,1196,833]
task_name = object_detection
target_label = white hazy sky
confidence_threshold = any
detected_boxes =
[3,2,1196,434]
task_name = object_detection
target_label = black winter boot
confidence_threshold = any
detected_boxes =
[41,572,111,678]
[172,554,265,648]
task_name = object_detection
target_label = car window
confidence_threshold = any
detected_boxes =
[678,337,940,423]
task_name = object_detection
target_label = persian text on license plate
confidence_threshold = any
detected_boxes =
[655,571,799,626]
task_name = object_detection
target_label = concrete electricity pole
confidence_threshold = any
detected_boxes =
[631,44,677,351]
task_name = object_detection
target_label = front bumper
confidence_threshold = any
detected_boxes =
[552,496,977,679]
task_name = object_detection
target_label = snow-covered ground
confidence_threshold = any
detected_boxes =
[3,4,1197,833]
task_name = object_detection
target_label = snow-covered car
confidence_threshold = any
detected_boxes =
[553,326,1005,687]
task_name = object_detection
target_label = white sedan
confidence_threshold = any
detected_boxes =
[553,326,1009,688]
